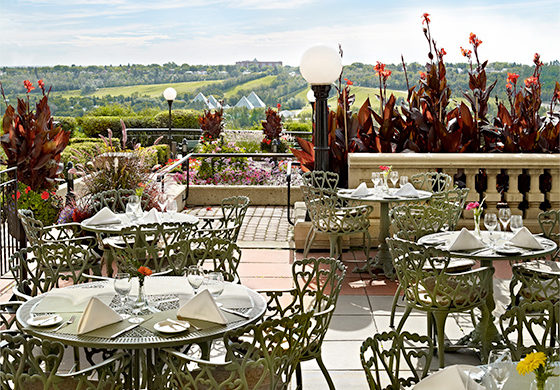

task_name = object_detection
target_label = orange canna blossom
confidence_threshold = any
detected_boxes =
[507,73,520,84]
[439,48,447,56]
[419,71,426,80]
[469,32,482,48]
[138,266,153,276]
[422,13,430,24]
[23,80,34,93]
[37,79,45,89]
[524,76,538,88]
[460,47,472,59]
[374,61,386,74]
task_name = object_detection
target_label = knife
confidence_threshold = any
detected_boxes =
[220,307,251,319]
[109,317,151,339]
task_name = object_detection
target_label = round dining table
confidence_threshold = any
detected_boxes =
[338,187,432,278]
[417,230,558,361]
[16,277,266,389]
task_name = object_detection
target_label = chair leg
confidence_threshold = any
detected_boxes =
[295,362,303,390]
[303,228,316,258]
[427,312,434,341]
[316,353,336,390]
[396,306,413,333]
[432,311,449,368]
[329,235,339,259]
[389,285,403,329]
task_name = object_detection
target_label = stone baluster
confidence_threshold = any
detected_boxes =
[463,168,479,219]
[526,168,544,220]
[485,169,500,214]
[506,169,524,211]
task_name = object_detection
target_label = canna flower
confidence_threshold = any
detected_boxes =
[524,76,539,88]
[41,191,50,200]
[344,78,353,86]
[381,69,392,80]
[517,352,546,376]
[419,71,426,80]
[460,47,472,59]
[421,12,430,24]
[138,266,153,277]
[374,61,386,74]
[533,53,542,66]
[439,48,447,56]
[506,83,513,91]
[507,73,520,84]
[468,33,482,48]
[23,80,35,93]
[37,79,45,89]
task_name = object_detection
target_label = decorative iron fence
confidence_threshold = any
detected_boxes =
[0,167,25,276]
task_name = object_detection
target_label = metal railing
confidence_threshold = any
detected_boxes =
[0,167,26,276]
[156,152,302,223]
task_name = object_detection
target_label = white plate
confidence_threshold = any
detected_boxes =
[495,246,522,255]
[154,319,190,334]
[27,314,63,327]
[423,237,446,245]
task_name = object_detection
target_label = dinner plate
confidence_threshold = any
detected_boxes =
[495,246,522,255]
[154,319,190,334]
[423,237,446,245]
[27,314,63,327]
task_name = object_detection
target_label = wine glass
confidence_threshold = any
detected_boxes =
[187,265,204,295]
[389,171,399,188]
[399,176,409,188]
[484,213,498,247]
[166,198,178,215]
[498,208,511,238]
[510,215,523,233]
[488,349,512,390]
[204,272,225,298]
[371,172,381,191]
[113,273,131,312]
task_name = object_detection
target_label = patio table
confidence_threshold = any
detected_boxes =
[417,230,557,361]
[81,211,199,277]
[338,188,432,278]
[16,277,266,389]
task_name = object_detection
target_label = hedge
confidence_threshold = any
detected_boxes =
[53,116,78,135]
[152,109,200,129]
[285,122,312,132]
[62,140,169,167]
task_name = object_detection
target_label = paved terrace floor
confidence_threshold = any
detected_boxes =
[0,206,520,389]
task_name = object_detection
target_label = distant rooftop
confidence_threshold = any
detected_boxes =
[236,58,282,68]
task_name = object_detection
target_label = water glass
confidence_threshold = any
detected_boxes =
[510,215,523,233]
[389,171,399,188]
[488,349,512,390]
[498,208,511,236]
[205,272,225,298]
[371,172,382,189]
[114,273,131,311]
[157,194,167,212]
[187,265,204,294]
[399,176,409,187]
[166,199,178,214]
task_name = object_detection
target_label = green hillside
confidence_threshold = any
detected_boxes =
[223,75,277,98]
[53,80,222,98]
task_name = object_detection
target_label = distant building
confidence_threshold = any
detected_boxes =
[234,96,254,109]
[236,58,282,68]
[193,92,208,104]
[246,91,266,108]
[207,95,221,109]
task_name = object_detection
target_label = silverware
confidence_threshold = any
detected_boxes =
[220,307,251,319]
[53,315,75,332]
[165,318,189,330]
[109,316,152,339]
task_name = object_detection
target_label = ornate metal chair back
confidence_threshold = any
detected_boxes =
[301,170,339,190]
[9,243,94,299]
[220,196,250,241]
[510,261,560,306]
[90,189,150,213]
[410,171,453,193]
[389,203,461,241]
[429,187,470,228]
[360,330,433,390]
[499,301,558,360]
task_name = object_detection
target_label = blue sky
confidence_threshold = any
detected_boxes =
[1,0,558,67]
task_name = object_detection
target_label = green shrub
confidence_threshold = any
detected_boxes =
[146,144,170,164]
[61,141,104,166]
[285,122,312,132]
[69,137,101,144]
[16,183,64,225]
[152,109,200,129]
[53,116,78,135]
[77,116,154,137]
[88,104,135,117]
[196,139,248,180]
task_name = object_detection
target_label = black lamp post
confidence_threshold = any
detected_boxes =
[163,87,177,156]
[306,89,316,134]
[300,46,342,172]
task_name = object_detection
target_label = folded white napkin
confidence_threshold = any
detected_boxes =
[138,208,161,225]
[414,365,484,390]
[84,207,120,226]
[77,297,122,335]
[508,226,544,250]
[215,283,253,309]
[351,182,370,197]
[448,228,485,251]
[395,182,419,198]
[33,285,115,313]
[177,289,227,324]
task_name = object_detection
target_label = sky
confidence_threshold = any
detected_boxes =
[0,0,558,67]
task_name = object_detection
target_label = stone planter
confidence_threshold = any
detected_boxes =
[185,185,302,206]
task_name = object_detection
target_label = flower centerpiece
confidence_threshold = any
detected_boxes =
[517,351,558,390]
[466,197,485,236]
[379,165,391,189]
[135,266,153,309]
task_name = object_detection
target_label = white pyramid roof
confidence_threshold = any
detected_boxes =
[247,91,265,108]
[235,96,254,109]
[192,92,207,103]
[207,95,221,108]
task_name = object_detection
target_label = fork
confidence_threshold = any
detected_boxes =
[53,315,75,332]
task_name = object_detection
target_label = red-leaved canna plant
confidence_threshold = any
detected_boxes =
[199,106,224,142]
[0,80,70,191]
[486,53,558,152]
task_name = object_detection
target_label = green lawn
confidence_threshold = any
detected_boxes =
[53,80,223,98]
[223,75,277,98]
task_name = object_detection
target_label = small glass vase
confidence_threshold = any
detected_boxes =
[134,280,147,310]
[473,214,481,237]
[530,377,557,390]
[382,174,389,192]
